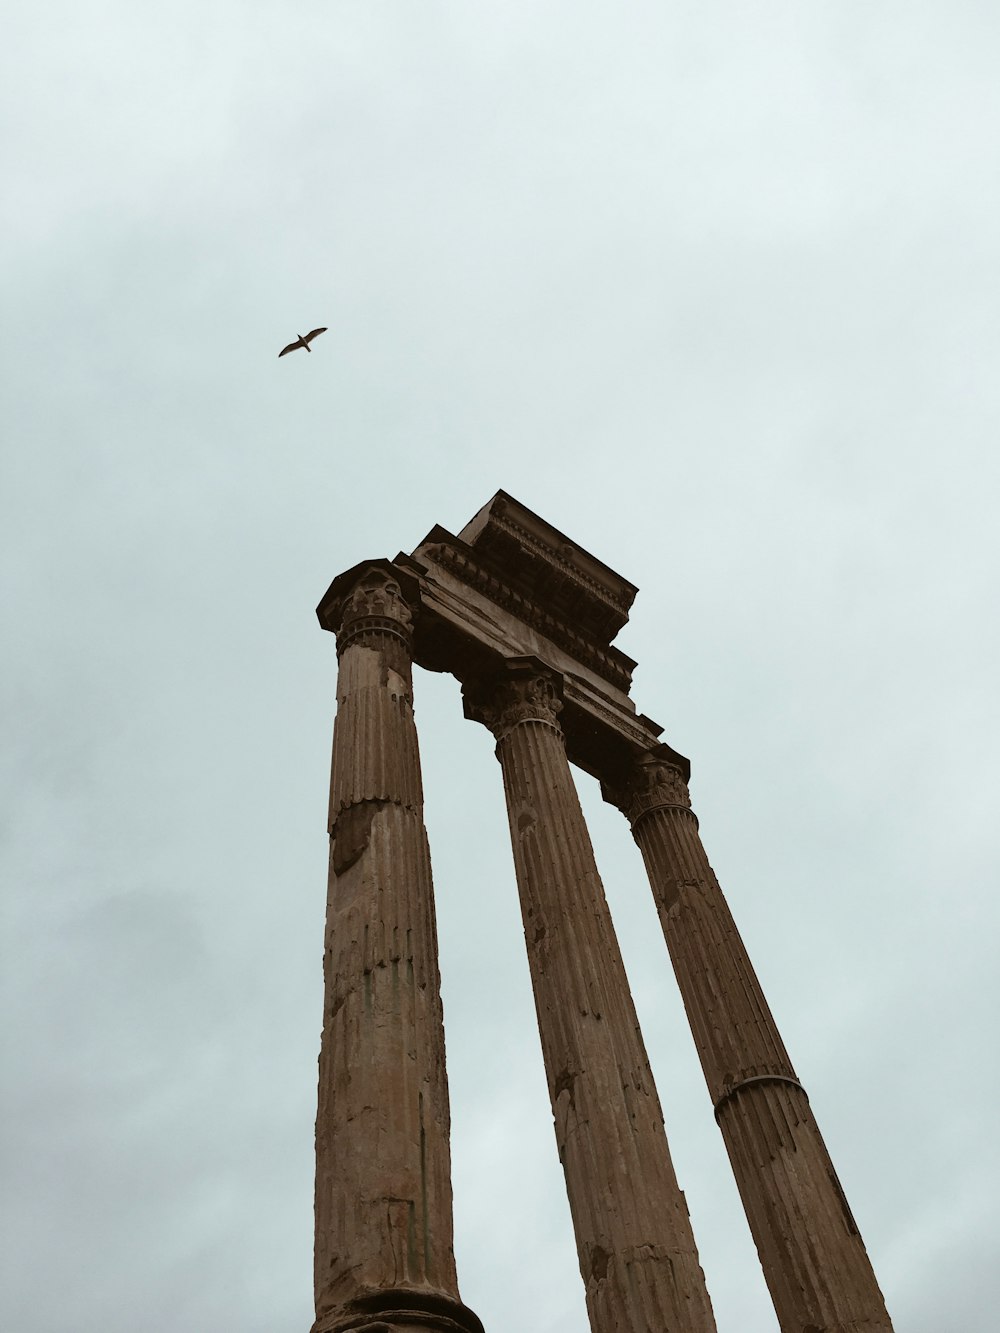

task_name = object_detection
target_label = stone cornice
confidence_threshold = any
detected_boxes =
[475,495,633,624]
[418,535,635,692]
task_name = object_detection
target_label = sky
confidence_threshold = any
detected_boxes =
[3,3,999,1330]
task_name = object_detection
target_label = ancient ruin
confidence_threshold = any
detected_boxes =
[311,491,894,1333]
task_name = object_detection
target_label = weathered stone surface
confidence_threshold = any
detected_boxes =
[313,564,482,1333]
[465,659,717,1333]
[606,747,894,1333]
[397,491,667,785]
[311,493,896,1333]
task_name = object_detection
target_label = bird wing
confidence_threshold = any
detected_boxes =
[303,327,328,344]
[278,341,301,357]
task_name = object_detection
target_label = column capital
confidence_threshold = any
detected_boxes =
[462,656,564,744]
[316,559,420,655]
[602,743,697,830]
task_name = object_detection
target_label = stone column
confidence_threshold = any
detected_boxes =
[465,660,717,1333]
[607,746,893,1333]
[314,564,482,1333]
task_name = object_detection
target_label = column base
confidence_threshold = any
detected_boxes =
[311,1288,485,1333]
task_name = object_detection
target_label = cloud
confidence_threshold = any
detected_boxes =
[3,4,998,1330]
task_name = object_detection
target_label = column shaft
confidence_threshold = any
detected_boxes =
[467,664,716,1333]
[314,567,480,1333]
[618,751,892,1333]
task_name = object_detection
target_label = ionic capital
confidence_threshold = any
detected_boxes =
[604,745,698,830]
[463,657,564,745]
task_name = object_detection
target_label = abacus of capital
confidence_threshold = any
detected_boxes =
[312,491,894,1333]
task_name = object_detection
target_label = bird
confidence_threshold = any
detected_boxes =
[279,327,327,357]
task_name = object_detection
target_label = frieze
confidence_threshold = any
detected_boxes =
[422,541,633,690]
[564,685,663,753]
[487,502,633,618]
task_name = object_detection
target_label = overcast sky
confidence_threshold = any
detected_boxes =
[3,4,999,1331]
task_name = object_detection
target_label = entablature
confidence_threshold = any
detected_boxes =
[317,492,688,790]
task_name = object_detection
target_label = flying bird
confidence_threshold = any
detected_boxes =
[279,327,327,358]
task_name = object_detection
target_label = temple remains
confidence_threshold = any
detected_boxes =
[310,491,894,1333]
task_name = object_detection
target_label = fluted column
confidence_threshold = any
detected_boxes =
[465,660,717,1333]
[607,746,893,1333]
[314,565,482,1333]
